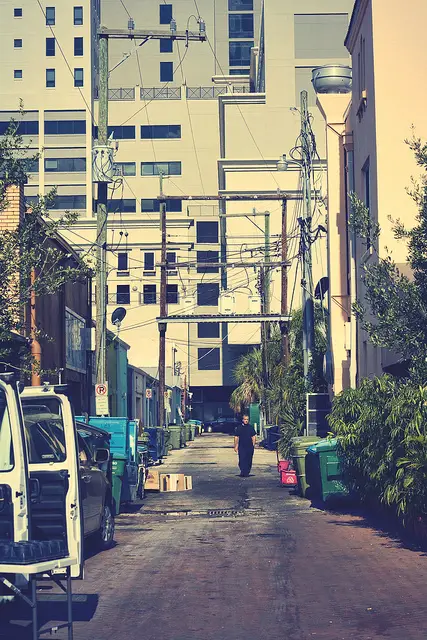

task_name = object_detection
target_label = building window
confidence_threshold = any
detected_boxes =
[113,162,136,176]
[74,68,83,87]
[141,161,181,176]
[46,68,55,87]
[358,35,366,96]
[141,198,182,213]
[107,199,136,213]
[0,121,39,135]
[14,69,23,79]
[229,14,254,38]
[160,38,173,53]
[144,252,155,272]
[166,251,176,272]
[197,283,219,306]
[141,125,181,139]
[228,0,253,9]
[117,253,128,271]
[229,68,250,75]
[198,348,220,370]
[362,159,370,248]
[160,61,173,82]
[197,251,219,274]
[25,159,39,173]
[46,37,55,56]
[159,4,173,24]
[14,8,23,17]
[198,323,220,338]
[45,120,86,134]
[294,14,349,59]
[45,157,86,172]
[74,37,83,56]
[143,284,157,304]
[116,285,130,305]
[167,284,178,304]
[93,125,135,140]
[49,195,86,210]
[196,221,218,244]
[229,41,254,66]
[74,6,83,25]
[14,38,22,48]
[45,7,55,25]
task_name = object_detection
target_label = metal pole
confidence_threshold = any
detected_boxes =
[300,90,315,387]
[95,34,108,386]
[158,174,167,427]
[281,199,289,365]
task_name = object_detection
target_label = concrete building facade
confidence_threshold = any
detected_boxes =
[0,0,353,422]
[317,0,427,391]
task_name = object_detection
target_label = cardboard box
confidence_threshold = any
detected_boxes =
[159,473,193,492]
[145,468,160,491]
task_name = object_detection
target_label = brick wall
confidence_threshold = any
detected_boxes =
[0,184,25,231]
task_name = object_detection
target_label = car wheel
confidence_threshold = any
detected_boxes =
[96,503,115,550]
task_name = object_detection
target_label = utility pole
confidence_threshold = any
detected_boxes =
[281,198,289,365]
[300,90,315,386]
[260,211,270,424]
[159,172,167,428]
[95,34,109,386]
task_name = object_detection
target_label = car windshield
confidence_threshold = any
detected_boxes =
[22,399,66,464]
[0,388,14,471]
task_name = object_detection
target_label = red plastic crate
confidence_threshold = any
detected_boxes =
[278,460,291,472]
[280,469,297,486]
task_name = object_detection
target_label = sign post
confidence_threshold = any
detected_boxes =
[95,382,109,416]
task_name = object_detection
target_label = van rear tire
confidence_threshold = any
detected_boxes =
[95,503,115,550]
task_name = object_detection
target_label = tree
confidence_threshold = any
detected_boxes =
[230,306,327,454]
[349,133,427,380]
[0,118,91,374]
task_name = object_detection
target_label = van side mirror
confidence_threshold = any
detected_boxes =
[94,448,110,464]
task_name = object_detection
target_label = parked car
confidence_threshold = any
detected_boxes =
[21,403,115,551]
[210,417,241,434]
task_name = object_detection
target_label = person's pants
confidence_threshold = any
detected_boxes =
[238,446,254,476]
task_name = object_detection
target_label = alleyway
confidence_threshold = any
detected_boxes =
[3,435,427,640]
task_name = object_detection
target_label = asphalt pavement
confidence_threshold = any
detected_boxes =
[3,434,427,640]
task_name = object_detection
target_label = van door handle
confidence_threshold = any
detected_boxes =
[81,474,92,484]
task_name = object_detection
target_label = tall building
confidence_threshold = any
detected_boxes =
[0,0,353,422]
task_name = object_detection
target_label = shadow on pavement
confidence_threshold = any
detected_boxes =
[0,593,99,639]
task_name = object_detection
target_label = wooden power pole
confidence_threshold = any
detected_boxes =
[94,22,206,404]
[159,174,167,427]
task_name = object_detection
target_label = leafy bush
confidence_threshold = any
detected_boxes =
[328,376,427,523]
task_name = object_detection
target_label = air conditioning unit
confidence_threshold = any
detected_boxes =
[182,295,196,315]
[248,294,261,315]
[219,291,235,315]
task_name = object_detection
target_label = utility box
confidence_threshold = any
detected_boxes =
[248,294,261,314]
[92,144,114,183]
[219,292,235,314]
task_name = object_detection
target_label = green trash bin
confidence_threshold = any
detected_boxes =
[306,438,349,502]
[163,428,171,455]
[291,436,320,498]
[183,423,191,444]
[189,425,196,441]
[169,425,181,450]
[111,455,126,516]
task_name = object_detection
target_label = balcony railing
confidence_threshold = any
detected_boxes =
[140,87,181,100]
[94,87,135,100]
[186,86,227,100]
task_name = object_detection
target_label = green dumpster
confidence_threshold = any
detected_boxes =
[111,455,126,515]
[306,438,349,502]
[291,436,320,498]
[169,425,182,450]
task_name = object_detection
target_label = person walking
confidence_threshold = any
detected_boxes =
[234,414,256,477]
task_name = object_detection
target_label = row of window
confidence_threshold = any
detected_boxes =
[117,249,218,275]
[93,125,181,140]
[26,195,86,209]
[14,68,84,86]
[13,6,84,24]
[114,282,219,307]
[13,37,84,56]
[113,284,179,305]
